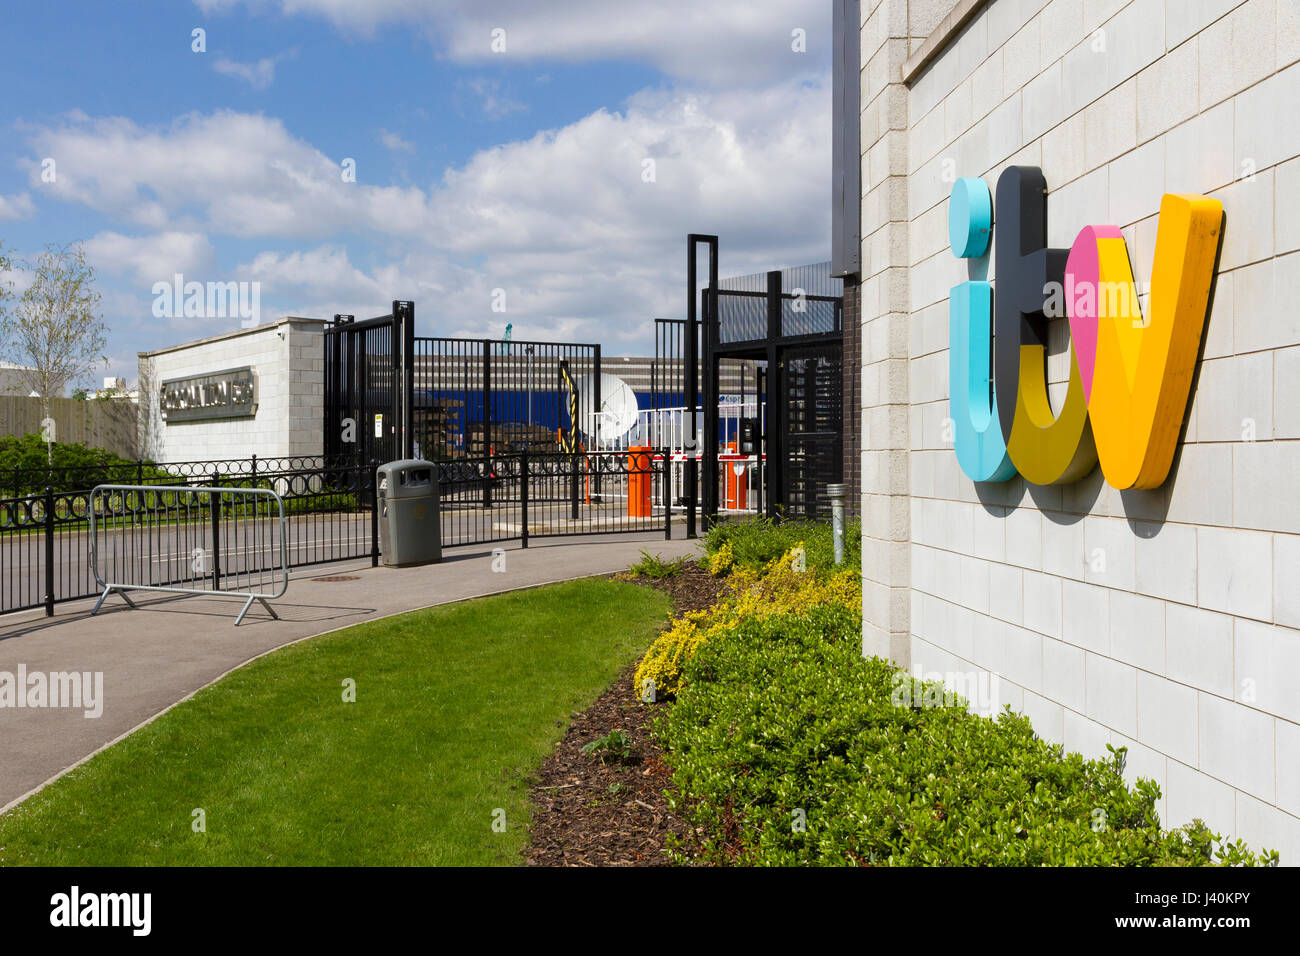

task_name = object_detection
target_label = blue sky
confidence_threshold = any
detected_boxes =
[0,0,833,386]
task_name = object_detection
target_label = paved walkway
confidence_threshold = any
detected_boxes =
[0,532,700,811]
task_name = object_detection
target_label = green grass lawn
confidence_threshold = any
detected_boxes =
[0,577,671,866]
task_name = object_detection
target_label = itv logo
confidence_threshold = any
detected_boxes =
[948,166,1224,490]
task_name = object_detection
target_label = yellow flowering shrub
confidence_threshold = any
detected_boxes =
[633,545,861,700]
[704,541,734,575]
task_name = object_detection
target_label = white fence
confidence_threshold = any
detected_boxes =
[587,402,764,515]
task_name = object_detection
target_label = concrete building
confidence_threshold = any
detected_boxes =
[838,0,1300,858]
[0,361,40,397]
[138,316,325,463]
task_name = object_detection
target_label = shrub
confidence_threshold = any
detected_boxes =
[649,516,1273,865]
[658,604,1277,866]
[625,550,688,580]
[0,434,171,495]
[581,730,635,764]
[632,545,860,700]
[704,515,860,575]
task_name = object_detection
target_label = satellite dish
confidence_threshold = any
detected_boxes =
[575,373,639,442]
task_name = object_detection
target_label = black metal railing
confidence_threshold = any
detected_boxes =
[1,450,671,618]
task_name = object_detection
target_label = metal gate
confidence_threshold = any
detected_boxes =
[673,236,845,529]
[323,308,405,465]
[410,338,600,460]
[780,344,843,519]
[319,301,668,553]
[325,304,602,466]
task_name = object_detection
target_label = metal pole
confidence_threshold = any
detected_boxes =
[483,340,493,510]
[399,301,415,460]
[369,458,379,568]
[210,470,222,590]
[685,236,699,539]
[827,482,847,565]
[520,449,529,549]
[43,485,54,616]
[570,448,580,522]
[756,366,766,515]
[592,345,602,503]
[765,270,783,519]
[663,453,671,540]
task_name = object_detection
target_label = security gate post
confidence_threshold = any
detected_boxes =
[663,454,671,539]
[483,340,493,510]
[210,470,221,590]
[43,485,54,617]
[520,450,530,548]
[369,458,379,568]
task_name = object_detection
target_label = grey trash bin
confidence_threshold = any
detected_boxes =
[377,459,442,567]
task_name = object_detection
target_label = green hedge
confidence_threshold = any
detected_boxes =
[704,515,861,575]
[657,519,1276,866]
[0,434,171,495]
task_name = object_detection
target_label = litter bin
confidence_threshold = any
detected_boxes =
[377,459,442,567]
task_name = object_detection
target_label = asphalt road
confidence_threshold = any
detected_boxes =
[0,500,672,614]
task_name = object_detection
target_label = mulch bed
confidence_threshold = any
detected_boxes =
[524,561,727,867]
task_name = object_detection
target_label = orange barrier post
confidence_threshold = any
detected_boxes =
[724,442,748,510]
[627,445,652,517]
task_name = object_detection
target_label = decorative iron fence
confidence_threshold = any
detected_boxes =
[0,450,671,618]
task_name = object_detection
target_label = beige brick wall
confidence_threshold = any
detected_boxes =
[138,318,325,464]
[859,0,1300,860]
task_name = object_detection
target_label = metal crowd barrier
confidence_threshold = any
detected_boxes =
[88,484,289,625]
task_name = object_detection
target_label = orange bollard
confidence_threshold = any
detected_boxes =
[627,445,652,517]
[724,442,748,510]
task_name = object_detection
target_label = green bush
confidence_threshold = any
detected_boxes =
[658,603,1277,866]
[704,515,860,575]
[235,476,359,515]
[0,434,170,494]
[625,549,688,579]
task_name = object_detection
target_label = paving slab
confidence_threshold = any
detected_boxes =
[0,532,701,811]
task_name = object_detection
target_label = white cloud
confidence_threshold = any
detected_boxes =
[243,245,387,303]
[458,77,527,120]
[0,192,35,220]
[193,0,828,87]
[25,110,434,239]
[25,76,831,350]
[213,56,281,90]
[83,231,216,287]
[379,129,415,153]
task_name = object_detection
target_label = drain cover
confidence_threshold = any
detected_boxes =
[313,575,360,582]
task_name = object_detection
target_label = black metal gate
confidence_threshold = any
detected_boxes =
[678,235,845,529]
[410,338,600,461]
[320,302,663,553]
[780,343,843,519]
[323,308,405,465]
[325,304,602,467]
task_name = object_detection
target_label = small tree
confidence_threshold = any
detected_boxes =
[0,240,10,324]
[0,241,108,424]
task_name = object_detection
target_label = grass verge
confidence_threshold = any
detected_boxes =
[0,577,671,866]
